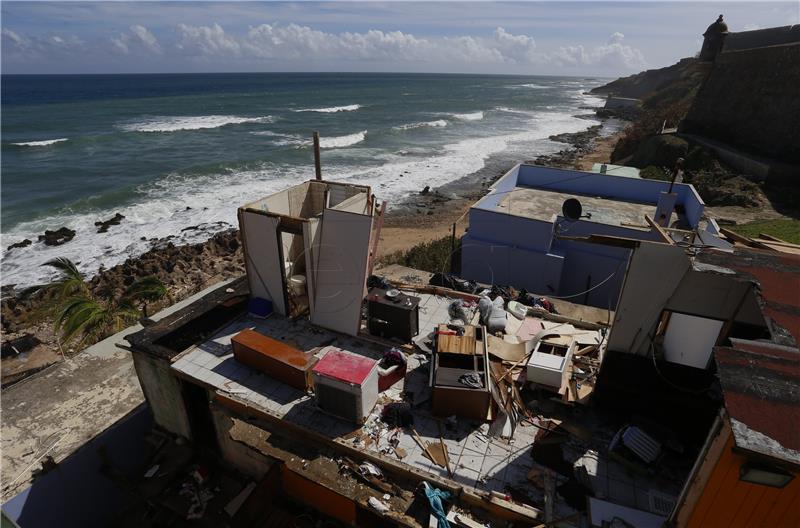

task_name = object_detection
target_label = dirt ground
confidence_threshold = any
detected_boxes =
[376,132,623,259]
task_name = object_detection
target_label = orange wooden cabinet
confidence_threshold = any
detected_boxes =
[231,329,317,391]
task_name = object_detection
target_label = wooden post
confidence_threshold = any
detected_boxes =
[450,222,457,273]
[312,131,322,180]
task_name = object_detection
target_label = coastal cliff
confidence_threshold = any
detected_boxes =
[590,57,700,100]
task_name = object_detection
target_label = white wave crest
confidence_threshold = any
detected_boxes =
[320,130,366,148]
[451,111,484,121]
[12,138,69,147]
[494,107,535,116]
[393,120,448,131]
[121,115,273,133]
[294,104,361,113]
[509,83,549,89]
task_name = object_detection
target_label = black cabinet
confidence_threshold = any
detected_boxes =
[366,288,420,342]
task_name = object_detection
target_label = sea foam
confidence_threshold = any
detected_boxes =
[393,120,448,131]
[320,130,366,148]
[294,104,361,113]
[450,111,484,121]
[12,138,69,147]
[121,115,273,133]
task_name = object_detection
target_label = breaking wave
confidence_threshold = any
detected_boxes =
[509,83,550,89]
[295,104,361,113]
[120,115,273,133]
[320,130,366,148]
[12,138,69,147]
[393,120,448,131]
[450,111,484,121]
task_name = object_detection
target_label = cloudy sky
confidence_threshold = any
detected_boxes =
[2,1,797,76]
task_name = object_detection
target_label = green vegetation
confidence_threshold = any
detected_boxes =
[378,236,457,274]
[38,258,169,347]
[729,219,800,245]
[640,165,671,181]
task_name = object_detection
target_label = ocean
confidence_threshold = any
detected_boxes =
[1,72,608,289]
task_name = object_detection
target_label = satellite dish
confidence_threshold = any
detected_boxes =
[562,198,583,221]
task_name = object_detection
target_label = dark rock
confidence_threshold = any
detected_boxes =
[420,186,430,195]
[95,213,125,233]
[7,239,32,251]
[38,227,76,246]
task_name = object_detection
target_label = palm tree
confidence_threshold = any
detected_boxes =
[39,258,169,348]
[53,295,141,347]
[123,275,170,318]
[36,257,90,302]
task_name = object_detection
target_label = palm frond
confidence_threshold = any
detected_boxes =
[53,294,140,347]
[123,276,169,303]
[39,257,89,302]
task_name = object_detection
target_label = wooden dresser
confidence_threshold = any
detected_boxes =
[231,329,317,391]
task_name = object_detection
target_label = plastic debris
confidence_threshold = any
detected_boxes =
[360,461,383,478]
[368,496,390,513]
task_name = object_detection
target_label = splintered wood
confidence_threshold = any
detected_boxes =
[410,427,450,470]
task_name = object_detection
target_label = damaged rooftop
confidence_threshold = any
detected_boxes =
[29,173,795,527]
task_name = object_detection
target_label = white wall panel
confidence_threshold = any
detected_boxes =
[310,209,372,336]
[240,211,285,315]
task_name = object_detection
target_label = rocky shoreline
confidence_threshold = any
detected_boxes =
[1,112,615,384]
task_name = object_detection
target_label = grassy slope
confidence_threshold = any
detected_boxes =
[729,219,800,244]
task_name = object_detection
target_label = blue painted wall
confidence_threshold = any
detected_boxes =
[462,164,705,309]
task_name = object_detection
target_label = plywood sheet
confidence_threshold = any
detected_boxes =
[437,324,477,355]
[310,208,372,336]
[240,211,285,315]
[486,334,528,362]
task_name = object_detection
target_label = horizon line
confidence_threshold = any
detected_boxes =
[0,70,617,79]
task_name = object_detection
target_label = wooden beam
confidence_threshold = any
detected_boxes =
[754,237,800,249]
[645,214,674,245]
[312,131,322,180]
[719,227,772,250]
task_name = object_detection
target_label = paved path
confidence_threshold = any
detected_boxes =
[1,280,233,501]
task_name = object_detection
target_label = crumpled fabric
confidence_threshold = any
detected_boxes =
[478,295,506,333]
[423,482,452,528]
[381,348,407,368]
[458,372,483,389]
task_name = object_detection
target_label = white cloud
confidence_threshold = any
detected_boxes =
[175,22,641,71]
[550,32,646,69]
[2,20,647,74]
[2,28,83,58]
[131,25,161,54]
[111,25,162,55]
[2,28,26,49]
[176,22,240,56]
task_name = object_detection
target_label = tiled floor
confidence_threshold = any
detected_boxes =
[171,292,535,497]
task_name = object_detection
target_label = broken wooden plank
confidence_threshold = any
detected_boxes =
[645,214,674,245]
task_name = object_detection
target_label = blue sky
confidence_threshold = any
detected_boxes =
[2,1,797,75]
